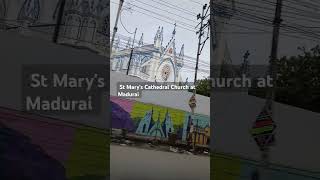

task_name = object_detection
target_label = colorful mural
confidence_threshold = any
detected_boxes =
[211,153,320,180]
[111,96,210,145]
[0,108,108,180]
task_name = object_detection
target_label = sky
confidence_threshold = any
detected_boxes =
[110,0,210,81]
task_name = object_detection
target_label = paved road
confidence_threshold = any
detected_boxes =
[110,145,210,180]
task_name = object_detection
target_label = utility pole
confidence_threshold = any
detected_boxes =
[111,0,124,50]
[267,0,283,156]
[269,0,283,102]
[189,3,210,152]
[127,28,137,75]
[256,0,283,179]
[194,4,209,85]
[53,0,66,43]
[241,50,250,76]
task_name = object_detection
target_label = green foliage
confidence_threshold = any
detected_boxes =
[188,78,211,97]
[250,45,320,112]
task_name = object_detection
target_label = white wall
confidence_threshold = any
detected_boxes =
[212,92,320,172]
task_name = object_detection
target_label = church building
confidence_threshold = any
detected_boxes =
[111,25,185,83]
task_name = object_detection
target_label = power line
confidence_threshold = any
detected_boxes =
[119,10,135,34]
[119,1,198,29]
[234,3,320,25]
[115,0,320,43]
[134,0,198,24]
[149,0,198,17]
[117,0,320,43]
[217,0,320,27]
[286,0,320,11]
[211,2,320,42]
[187,0,204,6]
[247,0,320,20]
[111,1,196,33]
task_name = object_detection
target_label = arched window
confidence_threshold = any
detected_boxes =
[80,18,88,41]
[64,15,73,36]
[0,0,6,19]
[74,17,81,40]
[101,17,108,35]
[87,20,96,43]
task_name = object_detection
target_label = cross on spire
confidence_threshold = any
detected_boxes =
[173,23,176,35]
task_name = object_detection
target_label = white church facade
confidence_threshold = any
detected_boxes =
[111,25,185,83]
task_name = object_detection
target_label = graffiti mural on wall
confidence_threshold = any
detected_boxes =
[111,96,210,145]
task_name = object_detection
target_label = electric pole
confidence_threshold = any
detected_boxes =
[194,4,210,85]
[189,3,210,152]
[53,0,66,43]
[127,28,137,75]
[269,0,283,103]
[111,0,124,50]
[241,50,250,76]
[257,0,283,179]
[267,0,283,153]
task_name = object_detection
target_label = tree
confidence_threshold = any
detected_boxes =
[189,78,211,97]
[249,45,320,112]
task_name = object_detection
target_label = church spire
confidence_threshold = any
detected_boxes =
[0,0,7,18]
[160,27,164,43]
[138,33,144,47]
[154,26,160,44]
[154,26,163,48]
[179,44,184,58]
[18,0,40,23]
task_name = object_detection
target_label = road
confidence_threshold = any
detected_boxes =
[110,144,210,180]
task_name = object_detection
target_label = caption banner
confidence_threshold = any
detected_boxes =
[22,64,108,113]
